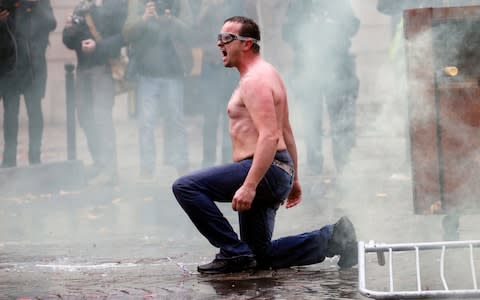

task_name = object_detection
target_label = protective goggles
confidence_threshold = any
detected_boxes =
[217,32,258,45]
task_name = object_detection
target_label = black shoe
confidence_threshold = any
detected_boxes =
[197,256,257,274]
[329,216,358,268]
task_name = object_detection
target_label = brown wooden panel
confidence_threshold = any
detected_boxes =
[438,86,480,212]
[404,8,442,214]
[432,5,480,20]
[405,5,480,214]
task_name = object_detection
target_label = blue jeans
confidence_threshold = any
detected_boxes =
[137,75,188,172]
[172,150,334,269]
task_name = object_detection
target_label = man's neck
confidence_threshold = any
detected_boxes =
[237,54,260,77]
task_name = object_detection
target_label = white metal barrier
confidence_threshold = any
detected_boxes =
[358,240,480,299]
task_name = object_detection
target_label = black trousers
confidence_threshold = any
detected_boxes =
[2,89,43,166]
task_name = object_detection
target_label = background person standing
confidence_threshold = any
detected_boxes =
[62,0,127,185]
[123,0,193,180]
[1,0,56,168]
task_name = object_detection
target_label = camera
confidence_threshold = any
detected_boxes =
[72,14,85,25]
[153,0,174,15]
[71,0,94,25]
[0,0,19,11]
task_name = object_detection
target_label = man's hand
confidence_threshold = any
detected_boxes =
[143,1,158,20]
[0,9,10,23]
[81,39,96,53]
[285,179,301,208]
[232,184,256,212]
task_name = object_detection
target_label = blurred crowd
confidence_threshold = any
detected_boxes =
[1,0,479,185]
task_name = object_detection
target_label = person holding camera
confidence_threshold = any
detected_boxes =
[0,0,56,168]
[123,0,193,180]
[62,0,127,185]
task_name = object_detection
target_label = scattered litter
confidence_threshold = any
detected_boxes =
[86,214,103,220]
[166,257,194,275]
[390,173,411,181]
[59,190,81,196]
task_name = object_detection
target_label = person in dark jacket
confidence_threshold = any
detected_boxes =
[124,0,193,180]
[1,0,56,168]
[63,0,127,185]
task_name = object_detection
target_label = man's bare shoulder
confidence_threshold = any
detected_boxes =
[240,60,280,89]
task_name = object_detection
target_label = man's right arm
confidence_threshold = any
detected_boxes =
[35,0,57,34]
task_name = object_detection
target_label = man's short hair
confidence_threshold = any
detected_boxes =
[224,16,261,53]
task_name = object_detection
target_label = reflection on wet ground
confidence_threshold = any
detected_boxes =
[0,182,362,299]
[0,243,360,299]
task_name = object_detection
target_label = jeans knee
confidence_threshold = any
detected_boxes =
[172,175,193,202]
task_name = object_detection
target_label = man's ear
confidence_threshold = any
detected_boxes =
[243,39,254,51]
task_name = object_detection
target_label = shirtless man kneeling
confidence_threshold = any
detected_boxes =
[172,16,358,274]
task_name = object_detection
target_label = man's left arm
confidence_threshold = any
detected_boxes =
[282,101,302,208]
[36,0,57,33]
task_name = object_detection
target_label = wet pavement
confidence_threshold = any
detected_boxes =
[1,118,479,299]
[0,170,359,299]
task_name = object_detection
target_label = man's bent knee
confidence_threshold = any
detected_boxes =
[172,175,194,201]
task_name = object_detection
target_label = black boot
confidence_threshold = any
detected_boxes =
[197,256,257,274]
[329,216,358,268]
